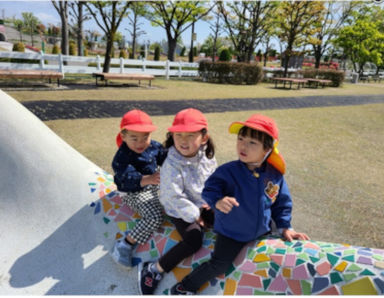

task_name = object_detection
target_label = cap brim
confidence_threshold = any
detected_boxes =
[168,124,206,132]
[121,124,157,132]
[229,121,275,139]
[116,133,123,147]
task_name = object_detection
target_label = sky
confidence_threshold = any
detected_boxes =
[0,1,212,46]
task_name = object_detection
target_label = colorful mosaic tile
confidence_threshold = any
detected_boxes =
[89,171,384,295]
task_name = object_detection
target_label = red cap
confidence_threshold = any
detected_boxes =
[228,114,286,174]
[228,114,279,140]
[116,109,156,147]
[168,108,208,132]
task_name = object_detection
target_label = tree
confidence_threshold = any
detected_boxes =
[13,19,24,42]
[51,1,69,56]
[85,1,132,73]
[69,1,90,56]
[146,1,214,61]
[21,12,39,46]
[126,2,147,59]
[218,1,277,63]
[275,1,325,76]
[208,7,222,61]
[310,1,361,69]
[334,6,384,74]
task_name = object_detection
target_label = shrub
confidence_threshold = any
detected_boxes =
[52,44,60,54]
[12,42,25,52]
[180,46,186,57]
[199,61,263,85]
[298,69,345,87]
[219,48,231,62]
[119,49,128,59]
[69,41,77,56]
[83,48,88,56]
[154,46,160,61]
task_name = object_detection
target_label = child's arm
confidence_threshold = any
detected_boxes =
[215,196,239,213]
[282,228,310,241]
[112,150,144,192]
[140,171,160,187]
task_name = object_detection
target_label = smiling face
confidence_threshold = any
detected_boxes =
[172,131,207,157]
[121,130,151,154]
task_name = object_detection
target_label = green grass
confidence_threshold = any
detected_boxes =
[45,103,384,249]
[6,77,384,102]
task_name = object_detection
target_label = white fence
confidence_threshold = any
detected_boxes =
[0,51,199,79]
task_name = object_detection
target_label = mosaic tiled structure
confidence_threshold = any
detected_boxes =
[89,171,384,295]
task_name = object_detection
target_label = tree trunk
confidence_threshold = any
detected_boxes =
[103,36,114,73]
[77,2,84,56]
[167,38,177,61]
[189,21,195,63]
[314,46,322,69]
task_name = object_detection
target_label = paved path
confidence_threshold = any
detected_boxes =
[22,94,384,121]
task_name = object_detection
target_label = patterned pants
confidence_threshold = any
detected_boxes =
[120,185,163,244]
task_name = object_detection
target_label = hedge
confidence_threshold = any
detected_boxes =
[298,69,345,87]
[199,61,263,85]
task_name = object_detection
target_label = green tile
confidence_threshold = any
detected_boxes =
[220,281,225,290]
[287,247,295,253]
[309,256,320,263]
[298,252,309,261]
[150,240,155,249]
[295,247,303,253]
[263,279,271,290]
[323,247,335,253]
[127,222,136,229]
[343,249,356,256]
[270,261,280,272]
[199,258,210,264]
[247,250,257,260]
[163,289,169,295]
[342,254,355,262]
[327,253,340,267]
[301,280,312,295]
[330,272,343,284]
[373,254,384,261]
[285,241,294,246]
[150,250,158,258]
[233,271,242,280]
[103,217,110,224]
[257,262,270,269]
[296,259,306,266]
[225,264,236,277]
[257,245,267,253]
[267,246,275,254]
[192,263,199,270]
[319,252,326,259]
[360,269,375,276]
[103,232,109,238]
[347,263,362,272]
[254,290,273,295]
[275,248,286,254]
[343,273,357,282]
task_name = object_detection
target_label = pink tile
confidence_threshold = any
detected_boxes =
[182,256,192,267]
[239,261,257,273]
[136,242,150,253]
[156,237,167,255]
[318,285,340,295]
[316,261,331,276]
[238,273,262,288]
[119,205,134,216]
[114,213,131,222]
[193,247,211,261]
[108,209,117,216]
[284,254,296,267]
[271,254,284,266]
[233,245,248,266]
[292,264,309,280]
[268,274,288,292]
[110,195,123,204]
[236,287,254,295]
[287,279,302,295]
[304,242,320,250]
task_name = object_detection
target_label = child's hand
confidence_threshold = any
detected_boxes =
[283,229,310,242]
[215,196,239,213]
[140,171,160,187]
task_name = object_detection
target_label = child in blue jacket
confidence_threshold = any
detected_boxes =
[170,113,309,295]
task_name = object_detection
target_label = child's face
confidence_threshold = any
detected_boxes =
[121,130,151,154]
[237,134,270,169]
[173,131,207,157]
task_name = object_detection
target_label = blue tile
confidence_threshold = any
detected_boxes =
[307,263,316,276]
[374,278,384,294]
[312,277,329,293]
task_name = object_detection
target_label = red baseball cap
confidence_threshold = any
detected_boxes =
[168,108,208,132]
[228,114,286,174]
[116,109,156,147]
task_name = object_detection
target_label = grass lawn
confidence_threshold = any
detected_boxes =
[44,103,384,249]
[6,77,384,102]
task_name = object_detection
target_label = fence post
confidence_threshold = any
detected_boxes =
[96,55,101,71]
[120,57,124,73]
[142,57,146,72]
[39,51,45,69]
[165,60,170,80]
[178,60,182,78]
[58,53,64,75]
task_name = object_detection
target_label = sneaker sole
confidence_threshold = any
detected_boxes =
[137,262,144,295]
[110,246,133,270]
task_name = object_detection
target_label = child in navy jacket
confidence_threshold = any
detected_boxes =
[170,114,309,294]
[111,109,167,269]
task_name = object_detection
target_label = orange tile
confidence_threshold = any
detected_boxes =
[172,267,192,282]
[334,261,348,272]
[223,278,237,295]
[102,198,112,213]
[169,229,182,241]
[253,253,270,263]
[254,269,268,278]
[283,268,292,278]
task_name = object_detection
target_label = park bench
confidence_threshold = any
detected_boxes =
[306,78,332,88]
[92,72,155,87]
[272,77,308,90]
[0,69,64,86]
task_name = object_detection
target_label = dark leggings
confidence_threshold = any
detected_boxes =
[158,216,204,273]
[181,233,247,292]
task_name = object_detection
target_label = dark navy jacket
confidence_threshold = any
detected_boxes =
[112,140,167,193]
[202,160,292,242]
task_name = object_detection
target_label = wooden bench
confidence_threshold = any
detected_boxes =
[92,73,155,87]
[273,77,308,89]
[0,69,64,86]
[306,78,332,88]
